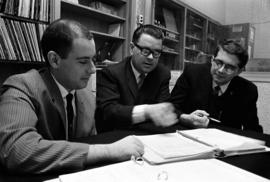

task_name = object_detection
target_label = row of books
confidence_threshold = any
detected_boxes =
[0,0,51,22]
[0,17,47,62]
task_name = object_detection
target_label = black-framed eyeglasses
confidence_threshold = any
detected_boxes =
[212,58,239,74]
[133,42,162,58]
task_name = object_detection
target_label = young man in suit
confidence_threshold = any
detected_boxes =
[0,19,144,173]
[96,24,177,132]
[170,40,263,132]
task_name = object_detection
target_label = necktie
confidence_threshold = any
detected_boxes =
[66,93,74,140]
[137,74,145,89]
[213,85,221,96]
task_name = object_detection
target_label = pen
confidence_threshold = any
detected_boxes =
[196,113,221,123]
[208,117,221,123]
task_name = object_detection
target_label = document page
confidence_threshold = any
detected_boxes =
[136,133,214,159]
[178,128,266,153]
[58,159,270,182]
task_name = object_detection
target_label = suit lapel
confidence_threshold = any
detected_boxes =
[75,90,96,137]
[40,68,66,129]
[125,58,138,99]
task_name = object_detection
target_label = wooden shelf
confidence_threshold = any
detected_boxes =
[152,24,180,35]
[192,23,203,29]
[185,47,201,53]
[0,60,46,65]
[164,36,179,43]
[186,34,202,41]
[61,1,126,23]
[162,50,179,55]
[0,13,49,24]
[98,0,126,6]
[91,31,125,40]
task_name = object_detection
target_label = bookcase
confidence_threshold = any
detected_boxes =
[151,0,185,71]
[184,10,207,63]
[57,0,129,68]
[0,0,51,85]
[206,21,220,55]
[150,0,221,71]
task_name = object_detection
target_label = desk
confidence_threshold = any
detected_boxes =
[0,124,270,182]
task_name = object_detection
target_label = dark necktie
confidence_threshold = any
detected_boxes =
[213,85,221,97]
[137,74,145,89]
[66,93,74,140]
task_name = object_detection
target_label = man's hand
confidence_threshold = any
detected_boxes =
[180,110,210,128]
[144,102,178,127]
[107,136,144,161]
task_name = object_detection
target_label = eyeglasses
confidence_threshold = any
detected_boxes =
[212,58,239,74]
[133,42,162,58]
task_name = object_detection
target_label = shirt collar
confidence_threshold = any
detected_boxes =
[213,81,230,95]
[51,73,75,98]
[130,59,147,82]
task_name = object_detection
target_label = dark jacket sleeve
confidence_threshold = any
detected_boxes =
[96,68,134,131]
[242,82,263,132]
[170,64,191,118]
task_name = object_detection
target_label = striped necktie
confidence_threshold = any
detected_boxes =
[137,74,145,89]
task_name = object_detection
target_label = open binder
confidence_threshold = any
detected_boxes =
[136,128,267,164]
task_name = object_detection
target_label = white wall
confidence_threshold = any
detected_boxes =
[225,0,270,58]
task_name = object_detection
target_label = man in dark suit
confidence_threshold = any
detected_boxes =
[0,19,144,173]
[170,40,263,132]
[96,24,177,132]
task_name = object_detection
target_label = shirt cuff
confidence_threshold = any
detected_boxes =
[132,105,148,124]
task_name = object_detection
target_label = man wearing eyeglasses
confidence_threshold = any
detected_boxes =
[170,40,263,132]
[96,24,178,132]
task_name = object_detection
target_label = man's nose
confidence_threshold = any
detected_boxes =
[88,61,96,74]
[146,53,154,59]
[217,64,226,72]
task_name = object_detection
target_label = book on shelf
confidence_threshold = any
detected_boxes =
[53,158,270,182]
[135,128,267,164]
[162,7,177,32]
[2,0,51,21]
[89,1,117,15]
[0,17,45,62]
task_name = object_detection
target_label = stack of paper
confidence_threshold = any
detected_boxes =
[136,128,267,164]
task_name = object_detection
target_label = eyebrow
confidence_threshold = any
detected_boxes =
[76,56,91,60]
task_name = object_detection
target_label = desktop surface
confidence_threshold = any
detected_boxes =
[0,123,269,182]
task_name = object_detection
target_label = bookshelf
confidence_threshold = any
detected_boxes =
[150,0,221,70]
[0,0,51,85]
[151,0,185,71]
[184,10,207,63]
[58,0,129,68]
[206,21,219,55]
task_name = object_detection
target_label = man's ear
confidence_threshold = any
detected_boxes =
[129,42,135,55]
[237,67,245,75]
[47,51,60,68]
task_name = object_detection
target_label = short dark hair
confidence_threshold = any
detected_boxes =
[132,24,164,44]
[214,39,249,69]
[41,19,93,65]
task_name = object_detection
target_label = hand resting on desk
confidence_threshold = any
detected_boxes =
[86,136,144,164]
[180,110,210,128]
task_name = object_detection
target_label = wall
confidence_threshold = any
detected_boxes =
[225,0,270,59]
[255,82,270,134]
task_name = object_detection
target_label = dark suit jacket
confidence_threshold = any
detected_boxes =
[96,56,171,132]
[170,62,263,132]
[0,68,96,173]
